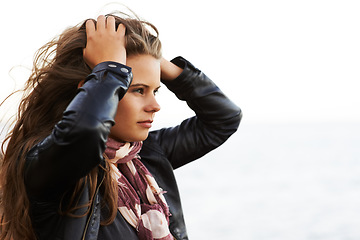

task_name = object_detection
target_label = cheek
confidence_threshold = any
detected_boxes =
[109,110,133,141]
[113,95,140,128]
[115,96,133,117]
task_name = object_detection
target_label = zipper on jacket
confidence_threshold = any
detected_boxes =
[81,172,105,240]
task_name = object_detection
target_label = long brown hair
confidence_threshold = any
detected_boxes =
[0,12,162,239]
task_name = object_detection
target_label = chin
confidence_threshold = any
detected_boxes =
[137,134,149,142]
[128,133,149,143]
[110,130,149,143]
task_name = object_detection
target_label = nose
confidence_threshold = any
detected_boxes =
[145,95,161,113]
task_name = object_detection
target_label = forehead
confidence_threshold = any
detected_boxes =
[127,55,161,86]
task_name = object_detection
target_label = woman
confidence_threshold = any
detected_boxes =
[0,13,241,240]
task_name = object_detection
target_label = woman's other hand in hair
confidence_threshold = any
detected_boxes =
[160,57,182,81]
[83,15,127,69]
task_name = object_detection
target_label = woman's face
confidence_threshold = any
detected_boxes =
[109,54,161,142]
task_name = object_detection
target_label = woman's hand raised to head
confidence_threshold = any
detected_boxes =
[160,57,183,81]
[83,15,127,69]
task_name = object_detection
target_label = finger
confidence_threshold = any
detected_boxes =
[106,16,116,32]
[85,19,95,36]
[116,23,126,37]
[97,15,106,31]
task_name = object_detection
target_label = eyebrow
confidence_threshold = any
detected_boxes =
[129,83,161,90]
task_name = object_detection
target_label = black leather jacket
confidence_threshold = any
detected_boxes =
[25,57,241,240]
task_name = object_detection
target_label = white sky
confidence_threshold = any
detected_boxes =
[1,0,359,125]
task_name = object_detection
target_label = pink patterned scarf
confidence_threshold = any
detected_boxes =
[104,138,173,240]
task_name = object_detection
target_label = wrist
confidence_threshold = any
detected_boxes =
[92,61,131,74]
[160,58,183,81]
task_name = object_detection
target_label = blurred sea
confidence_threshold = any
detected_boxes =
[174,122,360,240]
[1,121,359,239]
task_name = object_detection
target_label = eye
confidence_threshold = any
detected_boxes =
[153,88,159,96]
[133,88,144,95]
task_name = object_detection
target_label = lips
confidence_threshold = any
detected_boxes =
[137,120,153,128]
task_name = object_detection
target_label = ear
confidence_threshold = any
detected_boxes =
[78,79,85,88]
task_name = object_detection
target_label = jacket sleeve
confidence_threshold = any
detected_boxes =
[147,57,242,169]
[24,61,132,199]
